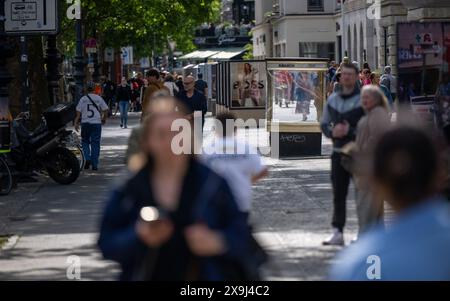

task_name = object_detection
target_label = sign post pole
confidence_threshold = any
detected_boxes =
[20,35,29,112]
[0,0,14,152]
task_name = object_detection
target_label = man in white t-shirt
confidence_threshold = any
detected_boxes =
[74,82,109,171]
[201,113,268,220]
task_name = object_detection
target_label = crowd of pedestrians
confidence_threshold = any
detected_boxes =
[86,59,450,281]
[323,58,450,280]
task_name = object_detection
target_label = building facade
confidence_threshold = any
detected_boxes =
[253,0,340,60]
[254,0,450,73]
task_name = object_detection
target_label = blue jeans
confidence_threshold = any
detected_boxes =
[119,101,129,127]
[81,123,102,168]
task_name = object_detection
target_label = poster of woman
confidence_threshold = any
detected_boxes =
[230,61,267,109]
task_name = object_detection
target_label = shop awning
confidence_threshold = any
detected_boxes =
[179,50,220,60]
[179,47,246,61]
[208,48,246,60]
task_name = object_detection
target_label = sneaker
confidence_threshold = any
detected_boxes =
[92,166,98,171]
[84,161,91,170]
[120,124,123,128]
[322,229,344,246]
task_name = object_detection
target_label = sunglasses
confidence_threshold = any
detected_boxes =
[183,81,194,85]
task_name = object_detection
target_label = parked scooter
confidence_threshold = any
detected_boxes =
[9,104,80,185]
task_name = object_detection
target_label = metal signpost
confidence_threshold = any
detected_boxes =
[4,0,58,35]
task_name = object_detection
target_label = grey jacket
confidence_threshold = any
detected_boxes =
[321,88,365,151]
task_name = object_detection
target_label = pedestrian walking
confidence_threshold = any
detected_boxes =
[201,112,268,221]
[164,74,179,96]
[116,77,132,128]
[195,73,208,96]
[175,75,184,94]
[320,63,365,246]
[98,97,258,281]
[74,82,109,171]
[330,127,450,280]
[361,69,373,86]
[142,69,170,120]
[177,75,207,129]
[380,65,397,102]
[101,76,116,117]
[353,85,391,237]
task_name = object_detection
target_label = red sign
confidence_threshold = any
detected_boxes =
[85,37,97,49]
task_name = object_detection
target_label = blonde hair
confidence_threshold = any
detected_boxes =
[361,85,389,111]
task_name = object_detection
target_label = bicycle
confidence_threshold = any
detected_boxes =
[0,153,13,196]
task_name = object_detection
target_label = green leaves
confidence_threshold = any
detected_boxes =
[60,0,220,57]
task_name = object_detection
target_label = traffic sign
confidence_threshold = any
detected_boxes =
[104,47,115,63]
[121,46,133,65]
[3,0,59,35]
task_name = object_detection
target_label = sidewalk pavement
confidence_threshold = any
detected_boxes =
[0,113,359,281]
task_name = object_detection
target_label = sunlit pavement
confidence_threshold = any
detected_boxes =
[0,112,359,281]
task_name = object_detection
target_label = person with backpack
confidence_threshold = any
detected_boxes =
[74,82,109,171]
[116,77,132,129]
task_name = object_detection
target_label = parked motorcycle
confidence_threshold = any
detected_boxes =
[10,104,81,185]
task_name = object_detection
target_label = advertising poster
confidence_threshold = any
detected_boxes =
[269,69,324,123]
[230,61,267,109]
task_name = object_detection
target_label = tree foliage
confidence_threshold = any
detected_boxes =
[59,0,221,58]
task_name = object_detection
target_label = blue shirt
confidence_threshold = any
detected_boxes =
[329,198,450,281]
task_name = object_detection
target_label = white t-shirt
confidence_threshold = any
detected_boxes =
[201,137,266,213]
[76,94,108,124]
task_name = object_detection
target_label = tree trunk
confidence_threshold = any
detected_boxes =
[28,37,50,125]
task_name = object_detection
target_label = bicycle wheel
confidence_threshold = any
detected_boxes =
[0,156,13,196]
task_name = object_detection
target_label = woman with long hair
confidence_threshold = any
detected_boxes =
[98,97,254,281]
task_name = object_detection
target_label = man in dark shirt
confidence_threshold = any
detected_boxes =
[195,73,208,97]
[177,75,207,129]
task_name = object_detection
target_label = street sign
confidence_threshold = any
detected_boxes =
[104,47,115,63]
[121,46,133,65]
[140,57,150,68]
[4,0,59,35]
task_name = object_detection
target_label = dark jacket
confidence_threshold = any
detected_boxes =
[321,87,365,150]
[116,85,132,102]
[98,159,252,281]
[177,90,207,116]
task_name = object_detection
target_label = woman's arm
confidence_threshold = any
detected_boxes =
[98,189,146,263]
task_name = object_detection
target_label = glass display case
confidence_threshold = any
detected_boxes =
[266,58,329,157]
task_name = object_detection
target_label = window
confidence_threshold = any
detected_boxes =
[299,42,335,60]
[308,0,324,12]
